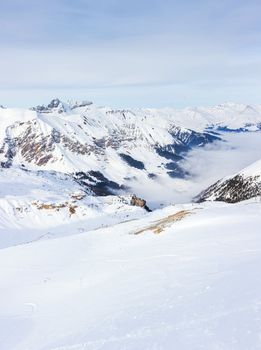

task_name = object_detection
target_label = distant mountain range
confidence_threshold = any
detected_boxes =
[1,99,261,244]
[1,99,261,195]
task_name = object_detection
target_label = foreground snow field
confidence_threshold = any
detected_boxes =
[1,199,261,350]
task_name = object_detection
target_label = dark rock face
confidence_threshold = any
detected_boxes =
[119,154,145,170]
[0,133,16,168]
[155,147,183,161]
[130,195,151,212]
[74,171,126,196]
[168,127,219,152]
[195,175,261,203]
[166,163,190,179]
[207,124,261,133]
[48,98,61,109]
[155,128,219,178]
[31,99,67,114]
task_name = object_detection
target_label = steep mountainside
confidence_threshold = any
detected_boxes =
[1,100,261,193]
[0,99,224,193]
[195,159,261,203]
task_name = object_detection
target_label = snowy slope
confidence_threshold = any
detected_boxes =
[1,101,260,172]
[0,99,219,172]
[2,99,261,200]
[196,159,261,203]
[1,100,261,349]
[1,200,261,350]
[240,158,261,177]
[0,167,147,249]
[0,99,225,200]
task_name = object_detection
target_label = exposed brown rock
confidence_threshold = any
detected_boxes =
[69,206,77,215]
[35,202,67,210]
[133,209,194,235]
[130,195,151,212]
[70,192,86,200]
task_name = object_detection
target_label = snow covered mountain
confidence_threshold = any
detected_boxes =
[0,99,222,195]
[195,159,261,203]
[1,99,261,198]
[1,100,261,350]
[1,99,261,235]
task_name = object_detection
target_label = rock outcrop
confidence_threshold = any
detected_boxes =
[195,160,261,203]
[131,195,152,212]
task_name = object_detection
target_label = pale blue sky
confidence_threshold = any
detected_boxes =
[0,0,261,108]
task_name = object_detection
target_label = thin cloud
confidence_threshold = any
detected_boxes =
[0,0,261,107]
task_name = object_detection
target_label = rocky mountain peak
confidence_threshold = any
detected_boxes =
[48,98,62,109]
[31,98,68,114]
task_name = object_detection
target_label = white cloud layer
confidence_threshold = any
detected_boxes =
[129,132,261,208]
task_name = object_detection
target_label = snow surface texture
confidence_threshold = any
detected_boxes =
[1,200,261,350]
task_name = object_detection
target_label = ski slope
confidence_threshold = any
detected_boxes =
[1,200,261,350]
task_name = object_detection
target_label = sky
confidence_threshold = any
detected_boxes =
[0,0,261,108]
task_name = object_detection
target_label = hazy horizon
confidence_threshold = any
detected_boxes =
[2,96,261,110]
[1,0,261,107]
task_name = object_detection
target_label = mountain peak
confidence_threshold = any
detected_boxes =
[68,100,93,109]
[30,98,93,113]
[47,98,63,109]
[31,98,68,114]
